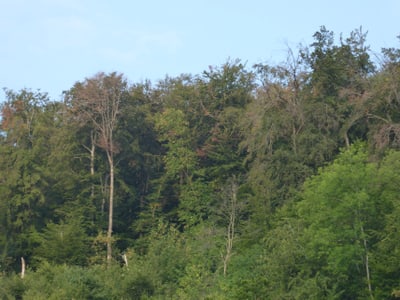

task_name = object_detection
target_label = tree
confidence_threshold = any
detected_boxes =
[220,177,241,276]
[198,59,254,181]
[366,37,400,151]
[301,26,375,148]
[0,89,51,272]
[153,108,211,227]
[69,72,127,263]
[369,150,400,298]
[0,88,95,273]
[240,51,313,237]
[33,217,91,266]
[110,81,161,247]
[295,143,391,299]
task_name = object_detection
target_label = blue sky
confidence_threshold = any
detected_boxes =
[1,0,399,100]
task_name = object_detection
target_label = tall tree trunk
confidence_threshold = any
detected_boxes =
[223,180,238,276]
[106,153,114,264]
[90,130,96,198]
[361,224,374,300]
[71,72,125,265]
[82,130,96,198]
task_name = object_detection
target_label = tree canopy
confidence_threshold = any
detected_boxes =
[1,27,400,299]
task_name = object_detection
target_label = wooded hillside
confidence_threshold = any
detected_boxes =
[1,27,400,299]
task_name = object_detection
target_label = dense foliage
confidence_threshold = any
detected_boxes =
[1,27,400,299]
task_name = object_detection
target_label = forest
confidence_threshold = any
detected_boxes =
[1,26,400,299]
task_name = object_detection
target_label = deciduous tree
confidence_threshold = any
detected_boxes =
[69,72,127,263]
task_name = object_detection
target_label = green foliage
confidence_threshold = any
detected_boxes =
[294,144,371,298]
[176,264,220,300]
[178,180,213,227]
[292,144,398,298]
[2,28,400,300]
[20,261,154,300]
[219,244,266,299]
[303,26,373,97]
[32,218,91,266]
[0,273,25,300]
[154,108,197,181]
[368,151,400,298]
[143,222,187,294]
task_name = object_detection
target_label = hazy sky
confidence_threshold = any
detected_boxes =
[1,0,399,100]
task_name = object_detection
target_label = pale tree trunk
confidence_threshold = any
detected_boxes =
[223,180,238,276]
[20,257,25,279]
[89,131,96,198]
[361,224,374,300]
[122,253,128,268]
[106,153,114,264]
[82,130,96,199]
[344,131,350,148]
[223,206,235,276]
[100,175,108,215]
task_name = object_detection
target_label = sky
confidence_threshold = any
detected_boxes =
[1,0,399,101]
